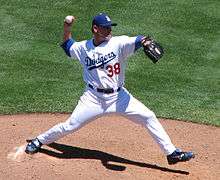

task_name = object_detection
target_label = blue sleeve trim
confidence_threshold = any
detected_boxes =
[135,35,144,51]
[60,38,75,57]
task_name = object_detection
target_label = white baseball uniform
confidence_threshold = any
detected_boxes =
[37,35,176,155]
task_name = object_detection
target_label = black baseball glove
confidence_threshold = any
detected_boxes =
[142,36,164,63]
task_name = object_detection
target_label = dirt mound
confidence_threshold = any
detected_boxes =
[1,113,219,180]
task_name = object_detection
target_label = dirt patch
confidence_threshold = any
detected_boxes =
[1,113,219,180]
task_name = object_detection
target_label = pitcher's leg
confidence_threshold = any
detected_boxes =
[137,112,176,155]
[119,93,176,155]
[37,100,103,145]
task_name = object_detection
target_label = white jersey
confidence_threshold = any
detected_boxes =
[68,36,137,89]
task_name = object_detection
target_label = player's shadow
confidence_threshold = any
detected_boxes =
[40,142,189,175]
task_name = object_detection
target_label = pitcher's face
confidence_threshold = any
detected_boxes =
[93,25,112,41]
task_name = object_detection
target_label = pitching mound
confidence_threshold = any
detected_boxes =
[1,113,219,180]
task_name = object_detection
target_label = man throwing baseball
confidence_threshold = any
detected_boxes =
[25,13,195,165]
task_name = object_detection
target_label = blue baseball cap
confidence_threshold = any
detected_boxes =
[92,13,117,27]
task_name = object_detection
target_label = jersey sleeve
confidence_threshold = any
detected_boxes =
[119,35,144,60]
[61,38,82,60]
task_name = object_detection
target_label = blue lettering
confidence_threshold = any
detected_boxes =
[85,51,117,70]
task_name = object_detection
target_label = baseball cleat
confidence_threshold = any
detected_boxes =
[25,138,42,154]
[167,149,195,165]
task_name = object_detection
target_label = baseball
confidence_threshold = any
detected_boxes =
[64,15,74,24]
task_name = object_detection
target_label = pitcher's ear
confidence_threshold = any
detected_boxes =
[92,25,99,33]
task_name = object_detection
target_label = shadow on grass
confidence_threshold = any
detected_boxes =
[39,142,189,175]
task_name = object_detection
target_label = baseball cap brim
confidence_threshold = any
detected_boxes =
[111,23,117,26]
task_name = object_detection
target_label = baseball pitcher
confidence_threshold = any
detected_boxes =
[25,13,195,165]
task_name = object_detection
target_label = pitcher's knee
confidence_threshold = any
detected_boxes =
[150,111,157,119]
[133,111,158,126]
[61,120,81,133]
[142,110,157,121]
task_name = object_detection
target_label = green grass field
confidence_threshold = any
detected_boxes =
[0,0,219,126]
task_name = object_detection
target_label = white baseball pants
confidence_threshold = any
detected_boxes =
[37,87,176,155]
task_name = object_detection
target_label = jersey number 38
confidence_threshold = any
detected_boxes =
[106,63,120,77]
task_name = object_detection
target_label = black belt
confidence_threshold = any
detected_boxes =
[88,84,121,94]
